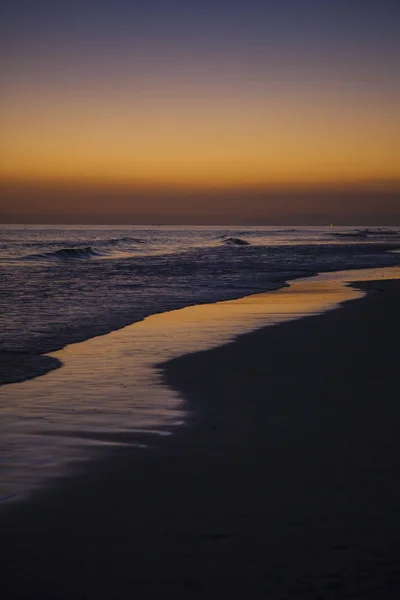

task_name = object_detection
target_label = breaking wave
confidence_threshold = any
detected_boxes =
[101,236,145,247]
[20,238,147,261]
[222,237,250,246]
[25,246,105,260]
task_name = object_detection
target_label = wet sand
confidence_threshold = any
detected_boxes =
[0,268,368,502]
[2,277,400,598]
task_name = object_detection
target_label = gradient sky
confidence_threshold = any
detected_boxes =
[1,0,399,224]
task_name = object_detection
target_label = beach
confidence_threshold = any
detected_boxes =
[2,275,400,598]
[2,1,399,594]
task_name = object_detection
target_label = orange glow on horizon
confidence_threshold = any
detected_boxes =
[2,2,399,225]
[1,79,399,190]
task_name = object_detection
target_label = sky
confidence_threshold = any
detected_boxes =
[1,0,399,224]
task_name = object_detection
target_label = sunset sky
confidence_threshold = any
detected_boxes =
[1,1,399,224]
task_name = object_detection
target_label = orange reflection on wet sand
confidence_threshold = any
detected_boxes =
[0,265,399,501]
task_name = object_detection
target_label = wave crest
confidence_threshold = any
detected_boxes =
[102,236,145,246]
[53,246,101,258]
[24,246,103,260]
[333,228,399,240]
[222,237,250,246]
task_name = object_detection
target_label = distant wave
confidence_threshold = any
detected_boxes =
[14,238,147,262]
[217,229,297,241]
[332,229,399,240]
[101,236,145,246]
[362,229,399,237]
[25,246,104,260]
[222,237,250,246]
[53,246,102,258]
[332,232,369,239]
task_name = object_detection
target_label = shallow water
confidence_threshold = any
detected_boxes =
[1,225,399,357]
[1,224,399,501]
[1,265,399,502]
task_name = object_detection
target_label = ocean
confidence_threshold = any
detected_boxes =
[2,224,400,355]
[1,224,400,500]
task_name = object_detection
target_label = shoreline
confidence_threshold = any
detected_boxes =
[2,273,400,598]
[1,266,396,503]
[1,261,399,388]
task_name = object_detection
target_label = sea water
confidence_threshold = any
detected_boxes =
[1,225,399,500]
[2,224,399,355]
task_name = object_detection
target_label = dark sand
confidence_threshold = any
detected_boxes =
[1,279,400,599]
